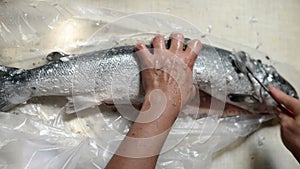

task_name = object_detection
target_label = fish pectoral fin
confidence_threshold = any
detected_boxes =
[46,52,69,62]
[64,96,101,114]
[0,98,18,112]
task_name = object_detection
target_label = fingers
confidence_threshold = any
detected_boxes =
[136,33,202,70]
[152,35,166,50]
[169,32,184,53]
[184,39,202,68]
[269,86,300,116]
[136,43,152,67]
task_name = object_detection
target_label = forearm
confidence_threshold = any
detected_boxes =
[106,32,201,169]
[105,93,181,169]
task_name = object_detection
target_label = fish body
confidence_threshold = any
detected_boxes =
[0,43,298,114]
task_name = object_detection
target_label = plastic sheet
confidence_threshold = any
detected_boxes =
[0,1,276,168]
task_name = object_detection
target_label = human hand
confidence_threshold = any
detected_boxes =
[135,32,202,111]
[269,86,300,163]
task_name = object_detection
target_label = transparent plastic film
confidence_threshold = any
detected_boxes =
[0,1,281,169]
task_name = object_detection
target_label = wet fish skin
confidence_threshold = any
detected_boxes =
[0,43,298,113]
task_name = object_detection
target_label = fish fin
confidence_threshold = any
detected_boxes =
[0,97,18,112]
[46,52,69,62]
[64,95,101,114]
[0,65,31,111]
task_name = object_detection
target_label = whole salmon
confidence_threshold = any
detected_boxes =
[0,42,298,114]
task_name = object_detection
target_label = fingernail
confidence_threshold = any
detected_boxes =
[136,43,145,50]
[269,86,279,91]
[153,34,163,40]
[269,85,278,92]
[194,40,202,48]
[171,32,184,40]
[189,39,202,49]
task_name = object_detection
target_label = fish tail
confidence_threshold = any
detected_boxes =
[0,65,31,111]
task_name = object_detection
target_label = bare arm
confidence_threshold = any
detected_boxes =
[105,32,202,169]
[269,86,300,163]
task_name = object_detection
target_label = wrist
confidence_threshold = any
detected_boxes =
[142,89,182,115]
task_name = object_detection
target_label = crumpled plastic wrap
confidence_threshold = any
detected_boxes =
[0,1,276,169]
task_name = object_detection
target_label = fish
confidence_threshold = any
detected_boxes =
[0,40,298,115]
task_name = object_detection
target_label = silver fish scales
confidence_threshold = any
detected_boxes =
[0,42,298,114]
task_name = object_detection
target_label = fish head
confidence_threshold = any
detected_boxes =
[228,50,298,113]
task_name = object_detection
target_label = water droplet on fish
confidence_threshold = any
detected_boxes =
[267,76,273,81]
[238,73,245,78]
[227,76,233,81]
[53,85,60,90]
[191,150,199,157]
[11,69,24,76]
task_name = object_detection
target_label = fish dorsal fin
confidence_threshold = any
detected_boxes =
[46,52,69,62]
